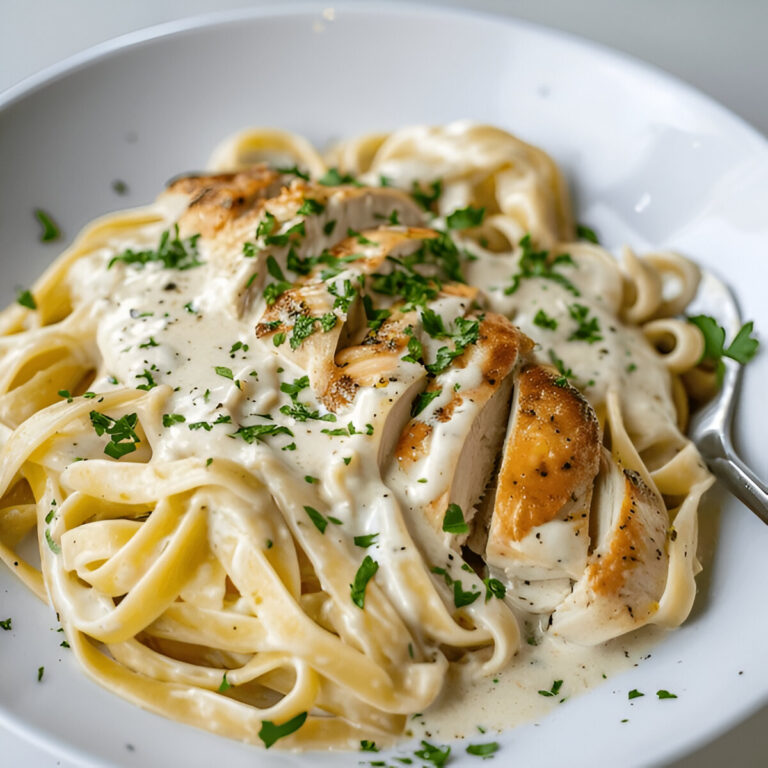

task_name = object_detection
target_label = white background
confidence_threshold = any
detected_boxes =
[1,1,766,766]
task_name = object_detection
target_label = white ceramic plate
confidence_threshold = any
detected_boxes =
[1,5,767,767]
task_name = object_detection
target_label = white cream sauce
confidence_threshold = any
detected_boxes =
[411,625,665,740]
[59,180,683,743]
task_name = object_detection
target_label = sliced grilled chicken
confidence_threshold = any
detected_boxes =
[549,451,670,644]
[484,365,600,610]
[164,166,285,238]
[328,309,429,469]
[253,226,448,401]
[386,313,532,548]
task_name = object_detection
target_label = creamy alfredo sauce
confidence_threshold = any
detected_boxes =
[60,183,680,743]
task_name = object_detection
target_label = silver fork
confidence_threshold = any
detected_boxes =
[687,269,768,524]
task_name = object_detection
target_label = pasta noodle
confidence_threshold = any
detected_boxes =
[0,122,716,750]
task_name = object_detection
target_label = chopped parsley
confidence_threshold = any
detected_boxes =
[414,740,451,767]
[411,388,442,417]
[0,618,11,630]
[401,333,424,365]
[353,533,379,548]
[657,689,678,699]
[446,205,485,230]
[568,303,602,343]
[89,411,141,459]
[538,679,564,697]
[230,424,293,444]
[276,164,310,181]
[297,198,325,216]
[628,689,644,699]
[16,289,36,309]
[411,180,442,212]
[688,315,759,382]
[218,672,232,692]
[576,223,599,244]
[362,294,391,331]
[318,167,359,186]
[37,666,45,682]
[328,279,356,312]
[304,505,328,533]
[466,742,500,757]
[346,227,376,246]
[138,336,159,349]
[425,316,480,375]
[263,255,293,305]
[258,712,308,748]
[45,529,61,553]
[135,368,158,391]
[35,209,60,242]
[452,579,481,608]
[360,740,379,752]
[505,234,579,296]
[533,309,558,330]
[215,366,234,380]
[162,413,186,427]
[112,179,128,195]
[548,349,575,388]
[483,577,506,602]
[279,377,336,423]
[109,224,202,270]
[323,219,337,236]
[350,555,379,609]
[442,503,469,534]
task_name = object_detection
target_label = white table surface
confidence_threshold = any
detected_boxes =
[1,1,766,766]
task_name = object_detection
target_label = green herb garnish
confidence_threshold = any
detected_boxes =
[538,680,564,697]
[466,742,500,757]
[576,223,599,244]
[688,315,759,383]
[533,309,558,330]
[568,303,602,343]
[505,234,578,296]
[258,712,308,748]
[16,289,36,309]
[442,503,469,534]
[411,389,442,417]
[350,555,379,609]
[109,224,202,270]
[89,411,141,459]
[35,209,60,242]
[446,205,485,230]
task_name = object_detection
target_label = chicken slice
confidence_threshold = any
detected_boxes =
[484,365,600,611]
[386,313,532,548]
[549,450,670,644]
[253,227,442,400]
[163,166,285,238]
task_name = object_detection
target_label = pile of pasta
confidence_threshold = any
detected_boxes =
[0,122,713,749]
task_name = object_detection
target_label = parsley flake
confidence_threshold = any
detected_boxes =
[505,235,578,296]
[446,205,485,230]
[259,712,308,748]
[109,224,202,270]
[16,289,36,309]
[442,503,469,534]
[350,555,379,609]
[35,209,60,242]
[466,742,500,757]
[533,309,558,330]
[89,411,141,459]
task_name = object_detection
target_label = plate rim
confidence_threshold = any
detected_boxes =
[1,0,767,155]
[1,3,767,766]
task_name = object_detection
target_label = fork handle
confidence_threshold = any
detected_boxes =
[710,451,768,525]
